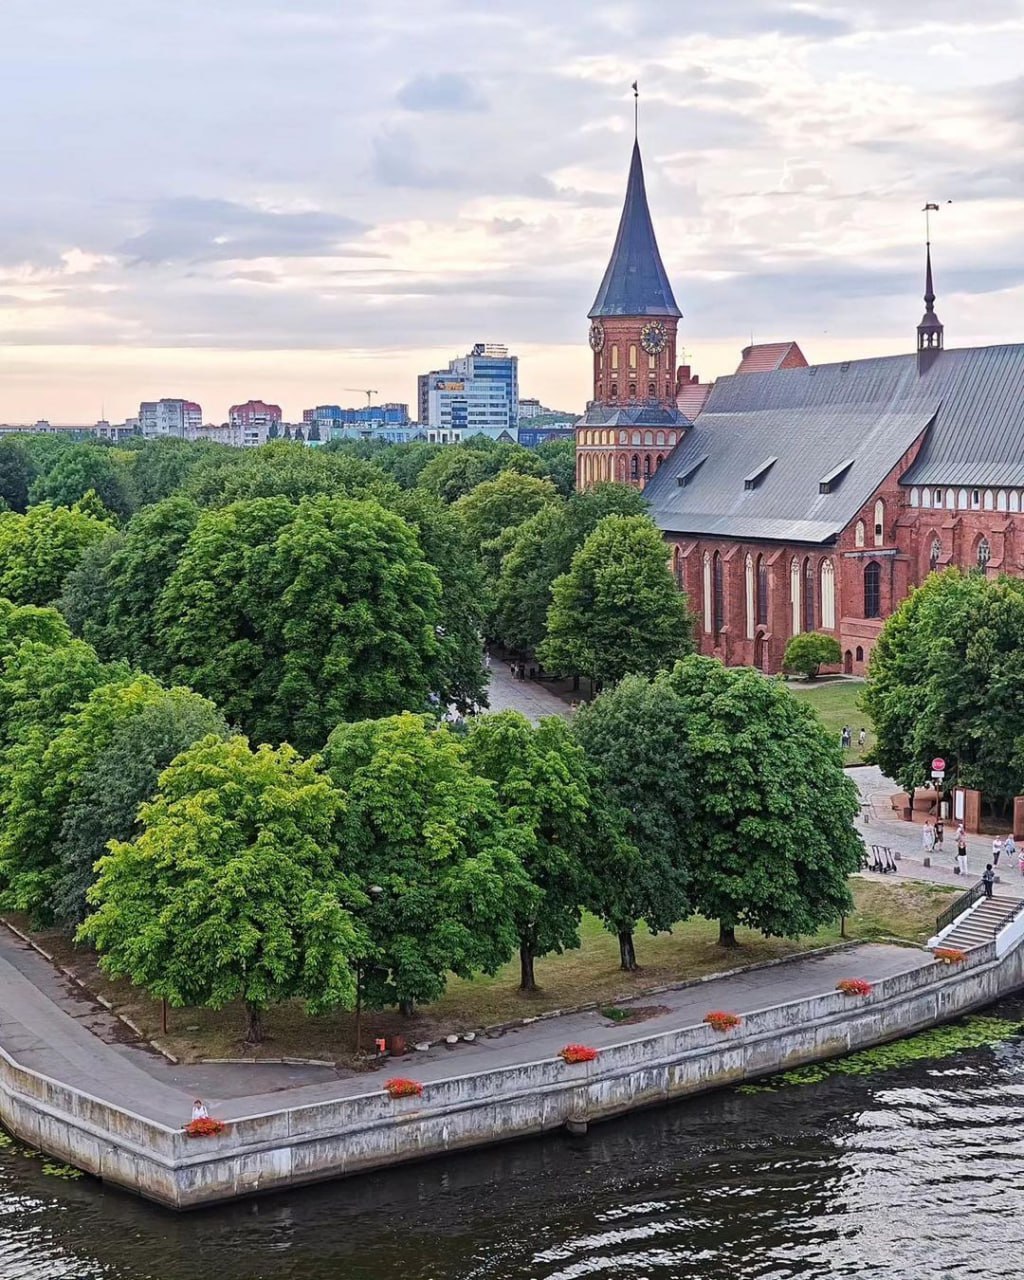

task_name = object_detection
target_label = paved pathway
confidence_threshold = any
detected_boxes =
[849,765,1024,893]
[0,921,927,1128]
[484,657,572,722]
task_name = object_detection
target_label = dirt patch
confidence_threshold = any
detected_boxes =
[600,1004,671,1026]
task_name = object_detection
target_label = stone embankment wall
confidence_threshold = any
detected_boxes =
[1,940,1021,1209]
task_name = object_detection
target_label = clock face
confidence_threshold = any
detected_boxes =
[640,320,668,355]
[589,321,605,353]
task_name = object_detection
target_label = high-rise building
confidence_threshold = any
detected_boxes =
[229,399,282,446]
[418,344,519,440]
[138,398,203,440]
[301,403,412,441]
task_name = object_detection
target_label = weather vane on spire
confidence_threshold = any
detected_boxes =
[922,199,951,244]
[632,80,638,140]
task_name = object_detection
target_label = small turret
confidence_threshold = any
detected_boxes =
[917,241,944,373]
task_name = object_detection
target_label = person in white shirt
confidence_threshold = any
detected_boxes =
[191,1099,209,1122]
[992,835,1004,867]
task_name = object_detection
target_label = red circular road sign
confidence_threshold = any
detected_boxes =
[932,757,946,771]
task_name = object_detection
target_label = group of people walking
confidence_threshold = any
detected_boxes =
[921,819,1020,879]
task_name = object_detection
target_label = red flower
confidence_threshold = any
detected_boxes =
[185,1117,226,1137]
[385,1077,424,1099]
[704,1010,742,1032]
[934,947,967,964]
[836,978,873,996]
[560,1044,599,1064]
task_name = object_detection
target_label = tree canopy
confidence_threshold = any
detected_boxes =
[539,514,696,685]
[159,495,442,750]
[324,713,531,1010]
[29,445,136,522]
[666,657,862,943]
[783,632,842,680]
[864,568,1024,807]
[81,735,363,1044]
[0,499,114,606]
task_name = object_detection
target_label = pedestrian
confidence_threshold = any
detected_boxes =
[191,1099,209,1122]
[982,863,996,898]
[922,820,935,852]
[840,725,851,750]
[956,832,968,877]
[992,834,1004,867]
[858,727,866,749]
[1005,832,1017,866]
[484,652,492,670]
[956,822,965,843]
[934,818,944,850]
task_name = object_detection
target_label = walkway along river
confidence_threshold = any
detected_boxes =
[3,995,1024,1279]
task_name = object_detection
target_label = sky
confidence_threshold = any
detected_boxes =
[2,0,1024,424]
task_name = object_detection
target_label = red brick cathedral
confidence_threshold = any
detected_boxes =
[577,139,1024,676]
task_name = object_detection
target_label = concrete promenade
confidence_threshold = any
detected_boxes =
[0,921,923,1129]
[484,658,572,722]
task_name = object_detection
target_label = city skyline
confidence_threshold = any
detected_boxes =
[3,0,1024,421]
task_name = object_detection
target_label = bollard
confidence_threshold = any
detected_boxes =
[923,856,931,867]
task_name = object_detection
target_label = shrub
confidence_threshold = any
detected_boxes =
[385,1077,424,1099]
[185,1117,226,1138]
[704,1010,742,1032]
[782,632,842,680]
[560,1044,599,1063]
[934,947,967,964]
[836,978,873,996]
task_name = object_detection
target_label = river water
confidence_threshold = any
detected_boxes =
[4,1001,1024,1280]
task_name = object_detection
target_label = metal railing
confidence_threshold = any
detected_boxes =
[935,880,984,935]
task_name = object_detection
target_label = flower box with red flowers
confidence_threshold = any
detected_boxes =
[560,1044,599,1064]
[185,1117,226,1138]
[934,947,967,964]
[384,1077,424,1099]
[836,978,873,997]
[703,1010,742,1032]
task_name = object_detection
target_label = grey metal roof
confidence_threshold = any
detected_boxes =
[644,353,941,544]
[577,400,691,429]
[589,141,682,320]
[646,342,1024,542]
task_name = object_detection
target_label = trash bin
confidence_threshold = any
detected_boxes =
[388,1033,406,1057]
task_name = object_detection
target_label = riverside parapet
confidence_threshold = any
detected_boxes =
[2,938,1023,1209]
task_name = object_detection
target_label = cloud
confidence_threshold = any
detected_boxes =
[370,130,466,190]
[396,72,487,113]
[119,198,367,266]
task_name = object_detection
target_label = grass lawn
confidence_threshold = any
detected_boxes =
[13,877,953,1068]
[787,678,874,765]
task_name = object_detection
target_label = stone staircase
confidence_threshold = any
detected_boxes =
[940,894,1024,951]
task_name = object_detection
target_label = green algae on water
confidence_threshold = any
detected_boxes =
[737,1015,1024,1094]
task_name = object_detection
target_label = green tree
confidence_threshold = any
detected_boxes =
[130,437,231,506]
[0,437,34,513]
[533,438,577,496]
[0,599,71,661]
[465,711,592,990]
[390,489,488,713]
[29,445,136,522]
[377,442,440,490]
[81,735,362,1044]
[864,569,1024,808]
[59,495,201,670]
[666,656,862,946]
[185,440,393,508]
[324,713,531,1011]
[0,636,126,753]
[160,496,442,751]
[0,499,114,606]
[539,514,696,686]
[454,471,559,579]
[492,484,647,653]
[572,673,693,969]
[783,631,843,680]
[49,680,229,924]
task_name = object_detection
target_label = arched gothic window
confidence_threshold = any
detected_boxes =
[864,561,881,618]
[790,558,802,634]
[803,557,815,632]
[643,455,651,479]
[978,537,991,570]
[855,520,865,548]
[929,537,941,572]
[756,555,768,627]
[702,552,712,633]
[873,500,884,547]
[820,560,836,629]
[673,545,684,589]
[744,555,755,639]
[630,454,640,481]
[712,551,725,635]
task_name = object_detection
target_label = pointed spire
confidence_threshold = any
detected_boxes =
[917,240,944,358]
[589,140,681,319]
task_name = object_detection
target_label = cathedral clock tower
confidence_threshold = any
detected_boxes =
[576,137,689,490]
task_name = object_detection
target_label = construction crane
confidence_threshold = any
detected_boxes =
[345,389,379,408]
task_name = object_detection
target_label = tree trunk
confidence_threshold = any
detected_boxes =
[718,921,738,948]
[618,930,638,971]
[244,1001,265,1046]
[519,942,537,992]
[399,997,415,1017]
